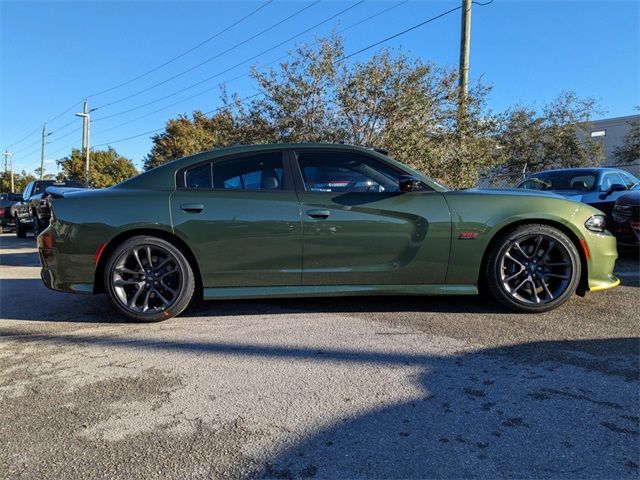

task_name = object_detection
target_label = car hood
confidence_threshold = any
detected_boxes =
[464,188,567,199]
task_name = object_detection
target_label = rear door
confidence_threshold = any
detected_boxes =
[290,149,451,286]
[170,150,303,288]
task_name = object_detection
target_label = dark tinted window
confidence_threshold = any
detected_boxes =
[33,180,85,195]
[296,151,401,193]
[519,171,597,191]
[213,152,284,190]
[185,163,212,189]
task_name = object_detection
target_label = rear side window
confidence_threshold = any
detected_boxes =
[185,163,212,189]
[213,152,285,191]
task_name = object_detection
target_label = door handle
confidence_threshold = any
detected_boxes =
[180,203,204,213]
[306,209,330,219]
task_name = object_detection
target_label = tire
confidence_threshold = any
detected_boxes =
[104,235,196,322]
[33,214,42,237]
[484,224,581,313]
[15,216,26,239]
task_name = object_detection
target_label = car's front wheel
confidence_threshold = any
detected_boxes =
[485,224,581,313]
[104,235,195,322]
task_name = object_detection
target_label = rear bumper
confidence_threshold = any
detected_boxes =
[38,228,94,294]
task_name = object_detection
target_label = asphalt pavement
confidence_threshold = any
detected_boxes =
[1,232,639,479]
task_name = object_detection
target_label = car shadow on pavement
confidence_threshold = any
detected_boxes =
[0,235,35,249]
[0,275,514,322]
[1,331,638,478]
[0,251,41,266]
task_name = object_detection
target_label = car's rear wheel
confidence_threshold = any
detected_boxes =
[104,236,195,322]
[15,216,26,239]
[485,224,581,313]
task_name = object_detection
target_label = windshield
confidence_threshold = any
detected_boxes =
[518,171,597,192]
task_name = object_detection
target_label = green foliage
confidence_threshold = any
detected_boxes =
[0,170,37,194]
[613,110,640,164]
[496,92,603,177]
[57,147,138,188]
[142,35,601,189]
[144,110,247,170]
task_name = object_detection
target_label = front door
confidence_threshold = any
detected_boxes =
[171,150,303,288]
[290,149,451,286]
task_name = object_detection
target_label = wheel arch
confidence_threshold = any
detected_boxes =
[93,228,203,298]
[478,219,589,296]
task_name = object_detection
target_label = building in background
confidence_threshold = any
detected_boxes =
[588,114,639,164]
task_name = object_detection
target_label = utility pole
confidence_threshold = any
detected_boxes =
[76,100,91,186]
[457,0,472,136]
[40,125,47,179]
[2,150,13,192]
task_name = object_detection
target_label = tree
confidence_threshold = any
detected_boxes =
[496,92,603,178]
[144,110,246,170]
[613,110,640,164]
[57,147,138,188]
[0,170,37,194]
[144,35,498,187]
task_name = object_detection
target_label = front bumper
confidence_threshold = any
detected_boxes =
[584,230,620,292]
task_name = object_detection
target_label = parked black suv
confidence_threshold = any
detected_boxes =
[14,180,86,238]
[0,192,21,232]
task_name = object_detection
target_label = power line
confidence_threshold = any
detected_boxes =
[95,0,322,110]
[90,0,394,140]
[93,92,264,148]
[92,0,364,124]
[91,1,494,150]
[6,99,84,149]
[4,1,274,149]
[86,1,275,98]
[342,5,463,60]
[12,137,42,155]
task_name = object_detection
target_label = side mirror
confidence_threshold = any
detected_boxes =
[398,175,422,192]
[601,183,626,194]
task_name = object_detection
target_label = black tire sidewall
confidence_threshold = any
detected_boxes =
[486,224,581,313]
[15,217,26,238]
[104,235,195,322]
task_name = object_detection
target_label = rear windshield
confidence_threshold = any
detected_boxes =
[519,171,597,191]
[33,180,84,195]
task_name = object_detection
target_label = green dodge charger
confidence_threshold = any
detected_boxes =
[38,143,619,322]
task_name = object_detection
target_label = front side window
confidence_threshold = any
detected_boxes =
[296,151,402,193]
[213,152,285,190]
[619,172,639,190]
[600,173,625,191]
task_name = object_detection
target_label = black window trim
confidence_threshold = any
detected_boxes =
[286,148,433,194]
[176,150,295,192]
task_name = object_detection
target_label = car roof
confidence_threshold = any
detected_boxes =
[117,143,446,192]
[533,167,628,175]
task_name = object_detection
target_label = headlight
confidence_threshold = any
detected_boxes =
[585,215,606,232]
